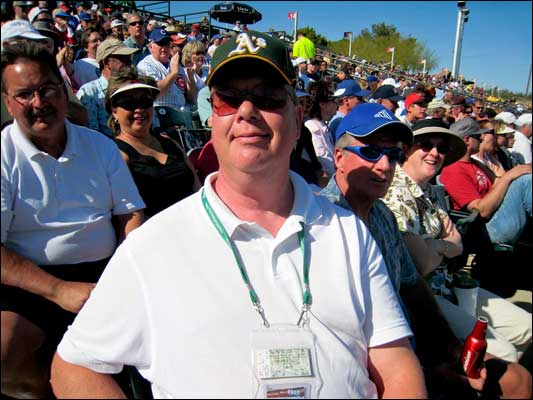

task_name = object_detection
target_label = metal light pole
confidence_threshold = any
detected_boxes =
[451,2,469,79]
[526,62,532,96]
[348,32,353,58]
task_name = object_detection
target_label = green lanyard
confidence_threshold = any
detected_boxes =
[201,188,312,328]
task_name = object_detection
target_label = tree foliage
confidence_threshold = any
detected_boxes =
[296,26,329,47]
[325,22,437,73]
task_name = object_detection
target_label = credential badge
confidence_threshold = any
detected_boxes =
[228,33,267,57]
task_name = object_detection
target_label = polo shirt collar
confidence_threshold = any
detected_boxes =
[11,118,77,161]
[202,171,322,239]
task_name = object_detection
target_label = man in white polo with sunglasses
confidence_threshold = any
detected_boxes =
[51,31,426,399]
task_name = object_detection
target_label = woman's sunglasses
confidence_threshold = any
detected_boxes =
[416,140,452,155]
[112,95,154,111]
[343,145,403,163]
[209,86,287,116]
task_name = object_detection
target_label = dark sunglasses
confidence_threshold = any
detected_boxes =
[112,95,154,111]
[343,145,403,163]
[416,140,452,155]
[209,86,287,116]
[468,134,482,141]
[484,129,495,135]
[129,20,144,27]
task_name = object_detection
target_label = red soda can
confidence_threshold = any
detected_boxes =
[461,316,488,378]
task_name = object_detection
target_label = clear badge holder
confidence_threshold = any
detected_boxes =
[250,324,323,399]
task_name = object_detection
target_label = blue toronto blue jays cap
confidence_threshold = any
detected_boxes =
[335,103,413,144]
[333,79,371,98]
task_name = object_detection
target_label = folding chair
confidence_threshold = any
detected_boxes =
[155,106,211,153]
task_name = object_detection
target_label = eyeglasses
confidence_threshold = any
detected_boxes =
[468,134,482,141]
[129,20,144,27]
[208,86,287,116]
[484,129,495,135]
[88,37,102,43]
[8,81,64,106]
[416,140,452,155]
[112,95,154,111]
[343,145,403,163]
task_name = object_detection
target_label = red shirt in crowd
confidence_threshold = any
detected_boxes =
[440,159,493,211]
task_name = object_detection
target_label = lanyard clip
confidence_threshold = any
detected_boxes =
[297,304,311,328]
[254,303,270,328]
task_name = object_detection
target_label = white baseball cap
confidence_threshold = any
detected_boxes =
[515,113,532,127]
[1,19,51,47]
[291,57,308,66]
[381,78,401,88]
[494,111,516,125]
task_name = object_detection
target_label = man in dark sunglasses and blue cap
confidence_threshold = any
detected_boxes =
[321,106,533,399]
[51,30,426,399]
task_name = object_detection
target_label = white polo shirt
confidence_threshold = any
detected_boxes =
[58,171,411,398]
[1,120,145,265]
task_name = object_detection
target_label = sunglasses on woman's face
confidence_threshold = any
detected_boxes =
[112,95,154,111]
[343,145,403,163]
[416,140,452,155]
[209,86,287,116]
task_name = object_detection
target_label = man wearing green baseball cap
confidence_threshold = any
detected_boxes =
[52,31,426,399]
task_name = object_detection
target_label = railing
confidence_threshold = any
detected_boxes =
[126,1,524,110]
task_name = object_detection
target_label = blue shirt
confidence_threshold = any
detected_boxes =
[77,76,111,137]
[123,37,150,67]
[319,175,418,295]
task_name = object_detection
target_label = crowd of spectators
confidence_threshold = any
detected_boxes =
[1,1,531,399]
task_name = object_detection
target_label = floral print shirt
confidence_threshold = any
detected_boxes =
[382,167,456,301]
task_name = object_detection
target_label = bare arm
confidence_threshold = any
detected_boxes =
[368,338,427,399]
[51,352,126,399]
[113,210,144,244]
[402,213,462,276]
[403,235,446,276]
[1,246,95,313]
[467,164,531,218]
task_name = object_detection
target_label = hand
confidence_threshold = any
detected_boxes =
[466,366,487,392]
[169,52,180,74]
[504,164,532,182]
[52,280,97,313]
[56,46,67,65]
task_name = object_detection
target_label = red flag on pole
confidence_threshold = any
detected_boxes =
[288,11,297,20]
[386,47,395,53]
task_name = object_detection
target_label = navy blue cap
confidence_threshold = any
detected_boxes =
[371,85,403,102]
[335,103,413,144]
[149,27,171,43]
[333,80,371,98]
[79,12,91,21]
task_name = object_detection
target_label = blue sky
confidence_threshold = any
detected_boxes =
[137,1,532,94]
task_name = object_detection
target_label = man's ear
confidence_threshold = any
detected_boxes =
[334,147,344,172]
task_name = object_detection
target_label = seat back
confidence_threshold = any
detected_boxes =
[155,106,211,152]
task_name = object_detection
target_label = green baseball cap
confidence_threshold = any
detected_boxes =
[207,30,295,87]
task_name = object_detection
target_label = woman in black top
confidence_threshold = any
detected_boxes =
[105,70,201,218]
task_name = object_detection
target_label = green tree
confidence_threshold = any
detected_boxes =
[327,22,437,73]
[297,26,329,47]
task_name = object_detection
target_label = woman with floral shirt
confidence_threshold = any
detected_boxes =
[383,118,531,364]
